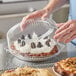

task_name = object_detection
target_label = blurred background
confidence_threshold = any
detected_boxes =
[0,0,69,37]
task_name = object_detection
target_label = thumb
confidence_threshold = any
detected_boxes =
[20,22,25,31]
[56,23,64,28]
[41,13,49,20]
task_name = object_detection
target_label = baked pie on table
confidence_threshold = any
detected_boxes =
[0,66,54,76]
[54,57,76,76]
[11,32,58,57]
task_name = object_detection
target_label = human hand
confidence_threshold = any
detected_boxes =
[20,9,50,31]
[54,20,76,43]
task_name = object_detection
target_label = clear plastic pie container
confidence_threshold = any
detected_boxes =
[52,67,60,76]
[7,18,65,61]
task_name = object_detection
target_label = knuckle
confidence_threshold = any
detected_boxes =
[70,24,75,29]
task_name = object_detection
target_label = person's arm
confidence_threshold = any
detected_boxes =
[43,0,68,13]
[20,0,68,31]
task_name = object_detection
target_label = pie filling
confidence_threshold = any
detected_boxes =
[54,57,76,76]
[11,32,58,56]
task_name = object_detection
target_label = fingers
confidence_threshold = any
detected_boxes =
[20,12,39,31]
[20,17,29,31]
[65,35,76,43]
[64,30,76,43]
[20,23,25,31]
[20,10,46,31]
[54,26,71,39]
[55,20,72,34]
[56,30,76,43]
[54,22,76,39]
[20,21,30,31]
[54,21,76,43]
[54,28,76,43]
[41,13,49,20]
[56,23,64,28]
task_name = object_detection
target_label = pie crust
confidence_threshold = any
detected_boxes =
[54,57,76,76]
[0,66,54,76]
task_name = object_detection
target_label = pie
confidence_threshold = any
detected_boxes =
[0,66,54,76]
[54,57,76,76]
[11,33,58,57]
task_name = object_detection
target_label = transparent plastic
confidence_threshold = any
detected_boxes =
[52,67,60,76]
[7,18,65,61]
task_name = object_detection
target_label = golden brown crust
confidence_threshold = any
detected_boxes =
[54,57,76,76]
[1,66,54,76]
